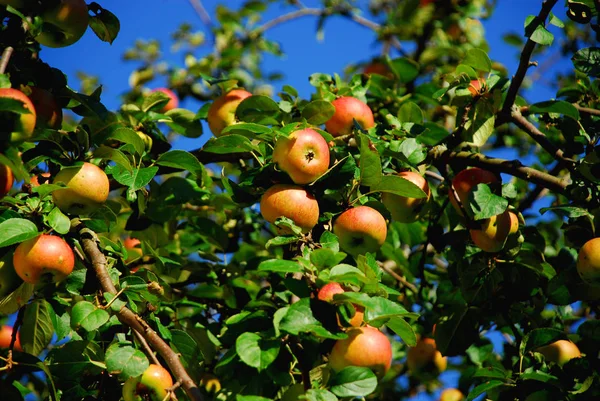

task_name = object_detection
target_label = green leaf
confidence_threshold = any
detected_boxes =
[572,47,600,77]
[548,12,564,28]
[202,134,259,154]
[539,206,592,219]
[95,127,145,156]
[397,102,423,124]
[107,165,158,191]
[468,184,509,220]
[389,58,419,83]
[171,329,203,368]
[21,299,55,356]
[329,366,378,397]
[305,389,338,401]
[71,301,110,332]
[473,366,510,379]
[257,259,303,274]
[265,235,299,249]
[278,299,345,339]
[369,175,427,198]
[236,396,272,401]
[88,3,120,44]
[302,100,335,125]
[93,146,132,172]
[398,138,427,165]
[165,108,203,138]
[524,15,553,46]
[155,150,203,176]
[358,134,382,186]
[520,327,566,355]
[235,95,280,124]
[310,248,347,270]
[466,380,505,401]
[0,219,39,248]
[463,48,492,72]
[385,316,417,346]
[221,122,272,135]
[105,343,149,379]
[235,332,280,372]
[45,207,71,235]
[0,282,34,315]
[528,100,579,120]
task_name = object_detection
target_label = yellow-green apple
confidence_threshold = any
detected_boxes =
[0,161,14,197]
[439,388,464,401]
[207,89,252,137]
[329,326,392,376]
[0,252,23,298]
[260,184,319,234]
[199,373,222,393]
[0,88,37,142]
[577,237,600,285]
[122,364,174,401]
[35,0,89,48]
[52,162,110,215]
[536,340,581,367]
[468,78,486,97]
[333,206,387,257]
[150,88,179,113]
[325,96,375,137]
[406,337,447,375]
[364,62,394,79]
[317,282,364,327]
[381,171,430,223]
[13,234,75,284]
[449,167,499,216]
[27,87,62,129]
[272,128,330,184]
[469,210,511,253]
[0,325,21,351]
[508,211,519,234]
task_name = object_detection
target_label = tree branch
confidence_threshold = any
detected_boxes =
[254,8,324,34]
[573,103,600,117]
[0,46,14,74]
[77,225,204,401]
[518,162,567,212]
[188,0,212,27]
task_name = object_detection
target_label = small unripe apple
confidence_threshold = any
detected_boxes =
[536,340,581,367]
[52,162,110,215]
[150,88,179,113]
[449,168,499,216]
[35,0,89,48]
[272,128,330,184]
[381,171,430,223]
[122,364,174,401]
[27,87,62,129]
[0,251,23,298]
[329,326,392,376]
[469,211,511,253]
[325,97,375,137]
[0,88,37,142]
[317,282,364,327]
[439,388,464,401]
[207,89,252,137]
[0,162,14,197]
[260,184,319,234]
[13,234,75,284]
[0,325,21,351]
[333,206,387,257]
[406,337,447,375]
[577,237,600,286]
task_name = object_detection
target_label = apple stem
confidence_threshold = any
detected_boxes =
[0,46,14,75]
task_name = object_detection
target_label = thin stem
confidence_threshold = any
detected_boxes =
[134,330,161,366]
[573,103,600,117]
[0,46,14,74]
[188,0,212,27]
[378,261,418,293]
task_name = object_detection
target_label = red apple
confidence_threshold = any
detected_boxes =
[333,206,387,257]
[122,364,174,401]
[260,184,319,234]
[329,326,392,376]
[439,388,464,401]
[317,282,364,327]
[0,325,21,351]
[35,0,89,48]
[13,234,75,284]
[325,97,375,137]
[207,89,252,137]
[469,210,511,253]
[151,88,179,113]
[0,88,37,142]
[449,167,499,216]
[406,337,447,375]
[27,87,63,129]
[381,171,430,223]
[536,340,581,367]
[52,162,110,215]
[272,128,330,184]
[0,161,14,197]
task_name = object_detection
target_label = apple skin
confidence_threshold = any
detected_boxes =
[260,184,319,234]
[122,364,174,401]
[468,78,486,97]
[0,251,23,298]
[0,162,14,198]
[449,167,499,216]
[469,211,511,253]
[317,282,364,327]
[508,211,519,235]
[0,325,21,351]
[406,338,447,375]
[35,0,89,48]
[439,388,464,401]
[536,340,581,367]
[52,162,110,215]
[325,97,375,137]
[273,128,330,184]
[381,171,430,223]
[333,206,387,257]
[28,87,63,129]
[151,88,179,113]
[207,89,252,137]
[0,88,37,142]
[577,237,600,286]
[329,326,392,376]
[13,234,75,284]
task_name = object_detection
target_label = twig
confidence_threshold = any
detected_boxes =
[0,46,14,74]
[188,0,212,27]
[378,261,418,293]
[573,104,600,117]
[134,330,162,366]
[254,8,323,34]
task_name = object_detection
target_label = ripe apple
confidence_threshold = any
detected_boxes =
[30,172,51,187]
[333,206,387,257]
[325,96,375,137]
[468,78,486,97]
[122,364,174,401]
[13,234,75,284]
[317,282,364,327]
[406,337,447,375]
[381,171,430,223]
[151,88,179,113]
[364,62,394,79]
[0,162,14,197]
[536,340,581,367]
[508,211,519,235]
[27,87,63,129]
[260,184,319,234]
[0,88,37,142]
[0,325,21,351]
[469,210,511,253]
[449,167,499,216]
[52,162,110,215]
[577,237,600,286]
[207,88,252,137]
[0,252,23,298]
[439,388,464,401]
[35,0,89,48]
[124,238,142,261]
[329,326,392,376]
[272,128,330,184]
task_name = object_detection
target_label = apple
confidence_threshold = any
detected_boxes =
[150,88,179,113]
[406,337,447,375]
[333,206,387,257]
[508,211,519,234]
[329,326,392,376]
[0,325,21,351]
[207,88,252,137]
[449,167,499,216]
[468,78,486,97]
[439,388,464,401]
[199,373,222,393]
[317,282,364,327]
[577,237,600,286]
[536,339,581,367]
[381,171,430,223]
[13,234,75,284]
[122,364,174,401]
[363,62,394,79]
[0,252,23,298]
[325,97,375,137]
[272,128,330,184]
[260,184,319,234]
[27,87,63,129]
[35,0,89,48]
[52,162,110,215]
[0,161,14,198]
[136,130,153,152]
[123,238,143,273]
[469,210,511,253]
[30,172,51,187]
[0,88,37,142]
